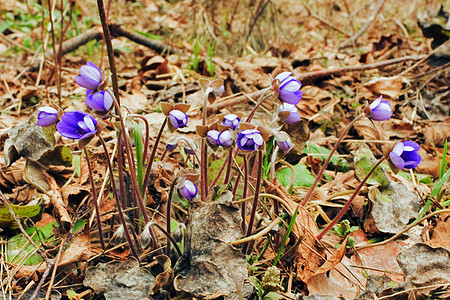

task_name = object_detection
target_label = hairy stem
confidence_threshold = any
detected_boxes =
[99,136,140,258]
[96,0,120,103]
[142,117,168,197]
[166,179,177,256]
[301,114,363,206]
[84,148,105,249]
[243,150,263,254]
[316,156,385,240]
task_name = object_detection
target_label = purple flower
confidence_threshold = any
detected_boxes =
[274,131,292,153]
[178,179,198,200]
[222,114,240,130]
[166,136,179,152]
[237,129,263,151]
[389,141,421,170]
[56,111,97,140]
[368,96,392,121]
[278,103,301,124]
[183,138,197,155]
[169,110,188,129]
[218,130,233,148]
[275,72,303,105]
[75,62,102,90]
[85,90,113,112]
[37,107,59,127]
[207,130,220,147]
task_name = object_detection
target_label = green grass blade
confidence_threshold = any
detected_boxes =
[273,207,298,266]
[133,121,144,193]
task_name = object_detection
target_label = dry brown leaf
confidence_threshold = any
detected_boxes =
[15,234,90,278]
[311,236,349,277]
[307,254,366,299]
[364,76,403,99]
[424,119,450,148]
[297,86,333,118]
[428,213,450,251]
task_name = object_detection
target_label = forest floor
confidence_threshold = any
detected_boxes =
[0,0,449,299]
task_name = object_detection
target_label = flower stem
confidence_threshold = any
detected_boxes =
[166,179,177,257]
[301,113,364,206]
[241,154,249,232]
[84,148,105,249]
[107,88,150,224]
[208,149,230,193]
[99,136,140,258]
[243,149,263,254]
[96,0,120,104]
[224,147,234,185]
[316,156,385,240]
[245,87,272,122]
[142,117,168,197]
[201,93,209,201]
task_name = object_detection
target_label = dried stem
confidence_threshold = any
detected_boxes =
[316,156,385,240]
[84,148,105,249]
[301,114,363,206]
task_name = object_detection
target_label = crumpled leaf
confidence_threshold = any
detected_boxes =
[364,76,403,99]
[3,118,55,166]
[397,243,450,296]
[428,212,450,251]
[307,254,366,299]
[0,203,40,229]
[355,143,421,234]
[173,191,253,299]
[84,258,155,299]
[367,182,421,234]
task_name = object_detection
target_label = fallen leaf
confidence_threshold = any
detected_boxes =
[84,258,155,299]
[428,213,450,251]
[364,76,403,99]
[396,243,450,296]
[173,191,253,299]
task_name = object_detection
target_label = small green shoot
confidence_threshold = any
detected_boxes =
[273,207,298,266]
[332,219,358,248]
[133,121,144,193]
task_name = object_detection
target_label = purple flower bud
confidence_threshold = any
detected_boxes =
[207,130,220,147]
[222,114,240,130]
[389,141,421,170]
[274,131,292,153]
[183,138,197,155]
[218,130,233,148]
[85,90,113,112]
[37,107,59,127]
[278,103,301,124]
[275,72,303,105]
[75,62,102,90]
[237,129,263,151]
[166,136,180,152]
[169,110,188,129]
[178,179,198,200]
[56,111,97,140]
[368,96,392,121]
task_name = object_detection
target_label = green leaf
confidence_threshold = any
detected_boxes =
[275,163,315,188]
[7,222,58,265]
[354,143,389,188]
[0,204,40,229]
[72,219,87,234]
[304,142,349,172]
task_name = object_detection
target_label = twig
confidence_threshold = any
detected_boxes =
[338,0,386,49]
[207,55,424,113]
[231,217,282,245]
